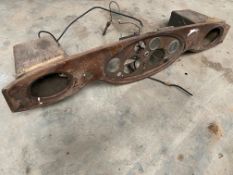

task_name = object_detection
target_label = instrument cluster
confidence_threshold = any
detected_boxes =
[105,35,184,81]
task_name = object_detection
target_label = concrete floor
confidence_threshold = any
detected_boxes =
[0,0,233,174]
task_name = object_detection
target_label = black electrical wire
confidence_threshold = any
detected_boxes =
[38,5,143,44]
[148,77,193,96]
[109,1,120,22]
[103,1,142,38]
[118,21,141,34]
[102,1,121,35]
[38,30,58,44]
[118,21,141,38]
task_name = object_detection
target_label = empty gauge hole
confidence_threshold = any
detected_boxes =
[149,37,160,50]
[30,73,71,98]
[106,57,121,73]
[203,28,221,46]
[124,56,141,74]
[168,40,180,54]
[149,49,165,65]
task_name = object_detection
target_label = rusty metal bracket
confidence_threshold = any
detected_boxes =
[2,10,230,112]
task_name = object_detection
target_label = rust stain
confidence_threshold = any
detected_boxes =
[201,56,233,83]
[177,154,184,161]
[208,122,223,138]
[218,153,224,159]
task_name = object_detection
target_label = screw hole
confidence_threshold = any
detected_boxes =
[203,28,221,46]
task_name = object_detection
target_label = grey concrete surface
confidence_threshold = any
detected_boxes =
[0,0,233,175]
